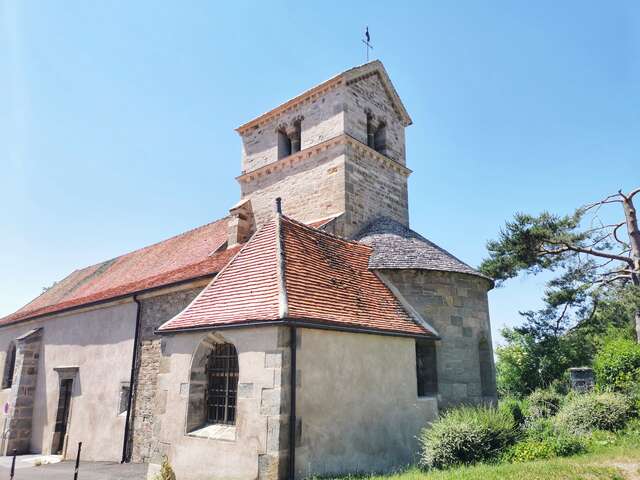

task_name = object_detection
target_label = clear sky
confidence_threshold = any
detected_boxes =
[1,1,638,346]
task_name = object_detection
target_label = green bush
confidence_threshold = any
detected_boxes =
[526,389,563,419]
[504,417,585,462]
[555,391,632,434]
[419,406,517,469]
[499,396,528,428]
[503,434,585,463]
[594,337,640,392]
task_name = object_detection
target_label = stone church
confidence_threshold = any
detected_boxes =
[0,61,496,479]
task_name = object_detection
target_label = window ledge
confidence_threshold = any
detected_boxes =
[417,395,438,402]
[188,424,236,442]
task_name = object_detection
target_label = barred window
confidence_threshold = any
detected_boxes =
[2,343,16,389]
[416,339,438,397]
[206,343,239,425]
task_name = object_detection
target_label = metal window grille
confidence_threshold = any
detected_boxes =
[206,343,239,425]
[416,340,438,397]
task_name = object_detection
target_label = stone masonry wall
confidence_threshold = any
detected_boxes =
[130,287,204,463]
[240,86,345,173]
[344,73,406,165]
[4,328,42,454]
[145,326,291,480]
[343,143,409,238]
[383,270,497,408]
[240,142,347,232]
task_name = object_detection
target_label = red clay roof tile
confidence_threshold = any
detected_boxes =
[1,217,233,326]
[159,216,434,337]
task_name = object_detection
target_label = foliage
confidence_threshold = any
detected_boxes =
[526,389,563,420]
[498,397,528,428]
[495,328,590,397]
[502,434,585,463]
[480,189,640,396]
[555,392,632,434]
[593,337,640,392]
[502,417,585,463]
[419,406,517,469]
[154,456,176,480]
[495,287,637,397]
[479,211,584,282]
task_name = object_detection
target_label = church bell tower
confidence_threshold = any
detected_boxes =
[231,60,413,239]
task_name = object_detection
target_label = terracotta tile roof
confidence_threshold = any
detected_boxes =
[1,218,235,326]
[159,216,434,337]
[356,217,493,284]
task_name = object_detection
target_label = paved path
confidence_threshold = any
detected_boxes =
[0,459,147,480]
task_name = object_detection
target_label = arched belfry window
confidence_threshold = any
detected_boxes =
[3,342,16,389]
[206,343,239,425]
[374,121,387,154]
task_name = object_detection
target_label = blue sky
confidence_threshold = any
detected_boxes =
[1,1,638,346]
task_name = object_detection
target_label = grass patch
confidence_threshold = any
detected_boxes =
[320,444,640,480]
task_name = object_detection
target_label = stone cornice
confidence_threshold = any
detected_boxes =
[235,77,344,135]
[235,60,412,135]
[236,134,412,185]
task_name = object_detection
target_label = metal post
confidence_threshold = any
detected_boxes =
[9,449,16,480]
[73,442,82,480]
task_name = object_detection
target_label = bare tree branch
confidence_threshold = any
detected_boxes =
[556,242,634,264]
[628,187,640,200]
[582,194,624,213]
[612,222,629,248]
[594,275,632,286]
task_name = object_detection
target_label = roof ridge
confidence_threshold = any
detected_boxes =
[281,214,371,250]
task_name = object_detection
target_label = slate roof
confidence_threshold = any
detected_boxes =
[356,217,492,283]
[1,217,236,326]
[159,216,435,337]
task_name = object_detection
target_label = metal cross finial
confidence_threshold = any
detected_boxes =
[362,26,373,62]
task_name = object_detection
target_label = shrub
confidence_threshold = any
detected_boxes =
[504,417,585,462]
[594,337,640,392]
[555,391,632,434]
[526,389,563,420]
[419,406,517,469]
[154,456,176,480]
[503,434,585,463]
[499,396,528,428]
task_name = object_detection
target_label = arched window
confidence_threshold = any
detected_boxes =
[374,121,387,154]
[277,129,292,159]
[206,343,239,425]
[2,342,16,389]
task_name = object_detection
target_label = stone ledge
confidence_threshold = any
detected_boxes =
[187,424,236,442]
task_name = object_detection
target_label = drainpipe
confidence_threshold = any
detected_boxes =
[122,295,142,463]
[288,325,297,480]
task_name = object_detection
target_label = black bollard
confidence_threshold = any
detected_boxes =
[9,449,16,480]
[73,442,82,480]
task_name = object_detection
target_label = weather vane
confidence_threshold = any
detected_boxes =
[362,26,373,62]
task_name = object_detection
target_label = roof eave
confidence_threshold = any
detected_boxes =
[156,317,437,339]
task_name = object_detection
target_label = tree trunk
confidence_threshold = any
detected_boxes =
[621,194,640,342]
